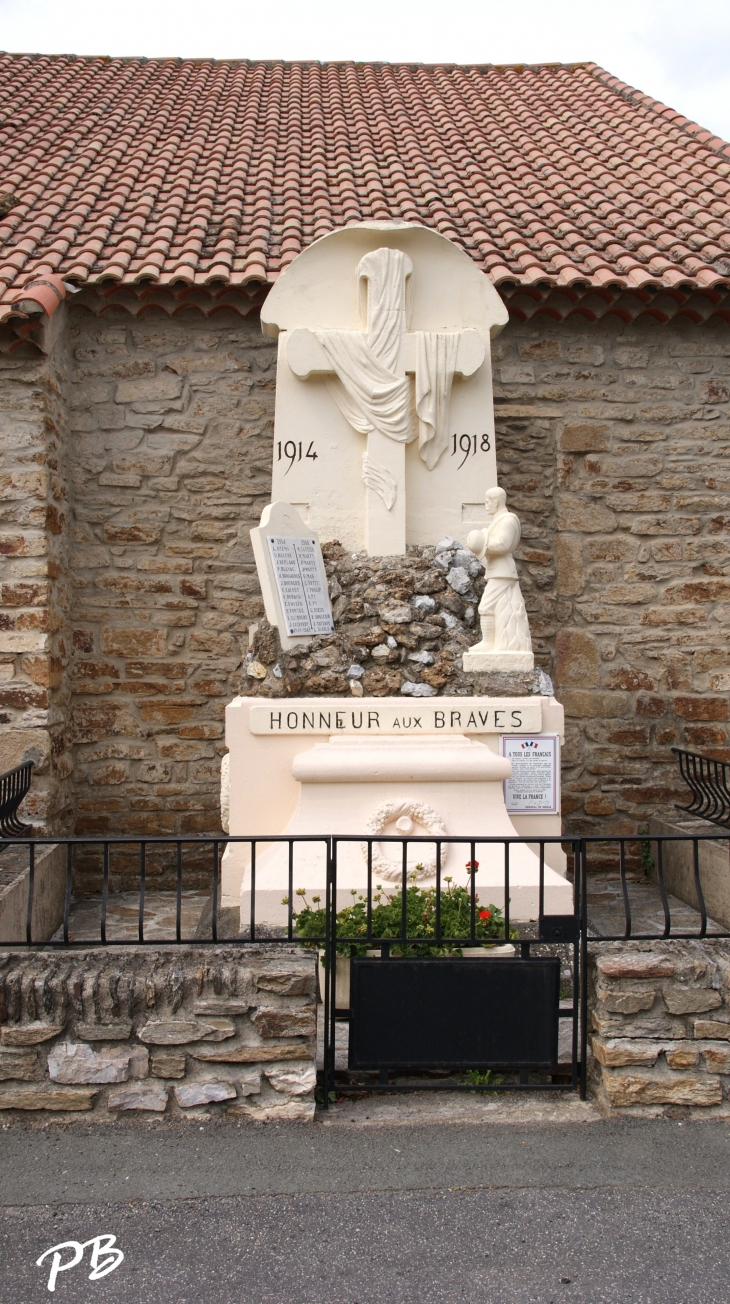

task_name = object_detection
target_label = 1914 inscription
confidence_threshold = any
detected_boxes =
[249,698,541,735]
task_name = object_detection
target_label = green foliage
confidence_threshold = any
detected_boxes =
[314,1088,340,1105]
[287,868,515,956]
[465,1069,501,1088]
[638,825,655,876]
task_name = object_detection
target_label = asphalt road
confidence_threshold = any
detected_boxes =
[2,1116,730,1302]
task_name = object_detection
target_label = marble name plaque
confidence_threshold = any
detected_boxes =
[250,697,542,736]
[267,535,334,637]
[250,502,334,651]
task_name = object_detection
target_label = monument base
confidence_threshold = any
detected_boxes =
[223,693,567,927]
[462,649,535,673]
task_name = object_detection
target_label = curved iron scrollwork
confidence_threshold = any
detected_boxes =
[0,761,33,837]
[673,747,730,828]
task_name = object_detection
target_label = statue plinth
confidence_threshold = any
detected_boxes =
[462,649,535,673]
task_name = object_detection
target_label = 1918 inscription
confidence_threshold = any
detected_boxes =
[451,433,491,467]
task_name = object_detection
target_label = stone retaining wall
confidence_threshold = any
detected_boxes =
[0,944,317,1121]
[6,936,730,1119]
[648,815,730,930]
[0,842,65,943]
[589,940,730,1116]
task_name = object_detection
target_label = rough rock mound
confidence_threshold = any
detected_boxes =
[244,539,551,699]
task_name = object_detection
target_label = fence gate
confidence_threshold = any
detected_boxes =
[320,835,587,1104]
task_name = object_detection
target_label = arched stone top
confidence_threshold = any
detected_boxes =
[261,222,509,340]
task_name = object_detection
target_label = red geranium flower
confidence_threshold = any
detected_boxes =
[479,909,491,921]
[465,859,479,870]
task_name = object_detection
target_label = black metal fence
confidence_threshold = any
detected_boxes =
[674,745,730,828]
[0,762,33,837]
[2,828,730,1106]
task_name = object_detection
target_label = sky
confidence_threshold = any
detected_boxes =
[0,0,729,143]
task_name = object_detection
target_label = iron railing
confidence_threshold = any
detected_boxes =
[0,833,584,948]
[582,831,723,943]
[673,746,730,828]
[0,762,33,837]
[3,829,730,1107]
[0,832,585,1098]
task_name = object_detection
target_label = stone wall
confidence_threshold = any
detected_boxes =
[494,313,730,836]
[65,295,275,837]
[2,290,730,841]
[0,311,72,830]
[0,944,317,1120]
[589,941,730,1116]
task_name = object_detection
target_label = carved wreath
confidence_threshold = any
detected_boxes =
[361,799,448,881]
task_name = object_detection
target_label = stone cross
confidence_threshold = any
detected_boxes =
[285,246,485,555]
[261,222,509,555]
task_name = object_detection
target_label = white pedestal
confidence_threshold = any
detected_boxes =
[222,701,571,928]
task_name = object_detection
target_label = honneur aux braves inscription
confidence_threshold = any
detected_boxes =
[249,698,541,735]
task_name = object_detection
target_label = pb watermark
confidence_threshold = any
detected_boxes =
[36,1235,124,1293]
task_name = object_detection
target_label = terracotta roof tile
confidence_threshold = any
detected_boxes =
[0,54,729,319]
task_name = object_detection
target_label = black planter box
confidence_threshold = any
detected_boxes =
[348,956,560,1070]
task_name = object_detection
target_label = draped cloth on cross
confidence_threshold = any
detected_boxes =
[313,248,461,475]
[283,242,487,554]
